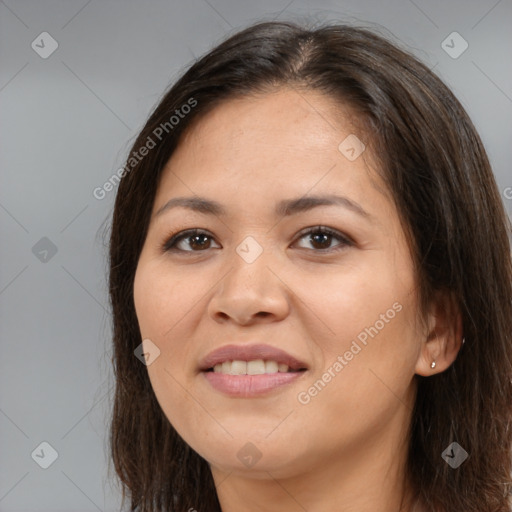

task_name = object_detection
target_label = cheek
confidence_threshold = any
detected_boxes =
[296,296,419,454]
[294,257,415,354]
[299,255,421,410]
[133,260,201,340]
[133,261,198,414]
[133,260,203,429]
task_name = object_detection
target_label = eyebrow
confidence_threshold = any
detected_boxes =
[155,194,372,221]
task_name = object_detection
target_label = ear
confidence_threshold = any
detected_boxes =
[414,288,463,376]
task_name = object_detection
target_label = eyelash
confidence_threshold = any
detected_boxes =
[160,226,353,254]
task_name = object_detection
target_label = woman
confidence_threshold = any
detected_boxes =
[107,20,512,511]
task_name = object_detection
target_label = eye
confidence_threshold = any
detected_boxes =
[161,226,353,254]
[161,229,219,253]
[293,226,353,252]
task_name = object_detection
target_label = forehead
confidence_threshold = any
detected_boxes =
[154,88,388,215]
[179,88,362,156]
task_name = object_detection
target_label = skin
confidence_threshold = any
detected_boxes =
[133,88,462,512]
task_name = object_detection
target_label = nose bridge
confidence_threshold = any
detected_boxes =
[208,233,288,324]
[228,234,274,292]
[235,234,267,267]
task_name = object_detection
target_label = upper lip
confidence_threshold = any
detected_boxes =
[199,344,309,371]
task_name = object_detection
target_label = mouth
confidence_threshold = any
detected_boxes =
[203,359,307,375]
[199,344,308,397]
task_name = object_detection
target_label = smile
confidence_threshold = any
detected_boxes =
[207,359,302,375]
[199,343,309,397]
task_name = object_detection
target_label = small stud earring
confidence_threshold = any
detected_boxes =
[431,361,436,369]
[462,337,466,344]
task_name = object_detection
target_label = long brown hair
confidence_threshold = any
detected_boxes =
[107,20,512,511]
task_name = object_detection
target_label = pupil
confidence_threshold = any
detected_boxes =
[191,234,209,249]
[312,233,330,249]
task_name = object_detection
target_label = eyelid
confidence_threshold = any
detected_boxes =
[294,225,353,247]
[160,228,215,253]
[161,225,354,254]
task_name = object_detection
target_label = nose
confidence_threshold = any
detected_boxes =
[207,242,290,326]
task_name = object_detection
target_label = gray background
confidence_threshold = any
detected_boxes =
[1,0,511,510]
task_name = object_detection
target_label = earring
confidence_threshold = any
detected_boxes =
[462,337,466,344]
[431,361,436,369]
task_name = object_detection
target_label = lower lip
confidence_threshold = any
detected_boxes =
[202,371,306,397]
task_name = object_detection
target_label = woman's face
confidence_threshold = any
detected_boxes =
[133,88,426,479]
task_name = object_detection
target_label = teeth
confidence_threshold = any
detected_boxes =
[265,360,278,373]
[247,359,266,375]
[230,360,247,375]
[212,359,292,375]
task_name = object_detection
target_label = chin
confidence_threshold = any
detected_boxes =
[204,444,304,478]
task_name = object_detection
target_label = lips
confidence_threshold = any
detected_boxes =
[199,343,309,397]
[199,343,308,372]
